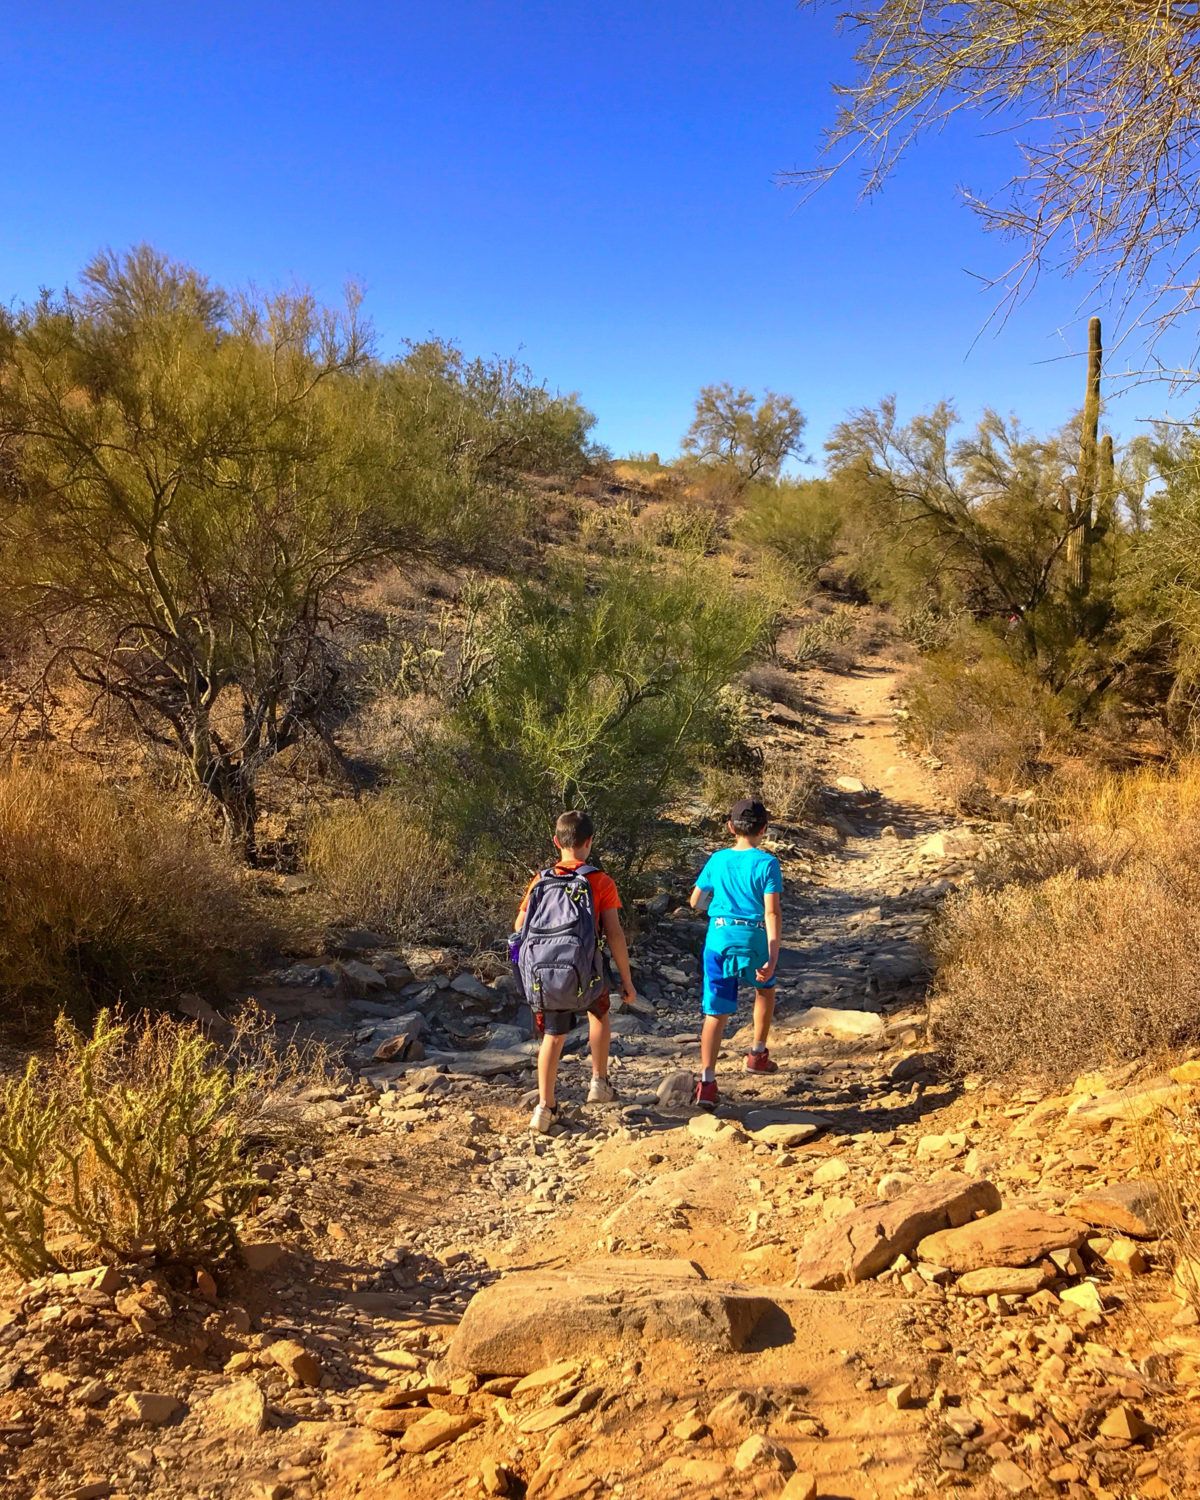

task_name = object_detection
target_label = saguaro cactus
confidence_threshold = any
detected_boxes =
[1066,316,1103,598]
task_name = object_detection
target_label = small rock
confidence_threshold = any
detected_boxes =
[673,1413,708,1441]
[267,1339,322,1386]
[205,1378,268,1436]
[450,972,495,1002]
[657,1070,695,1110]
[887,1383,915,1410]
[917,1209,1086,1272]
[241,1241,286,1272]
[733,1434,795,1475]
[1060,1282,1105,1315]
[991,1459,1032,1493]
[1103,1238,1149,1278]
[341,960,388,995]
[399,1409,483,1453]
[1070,1182,1164,1239]
[125,1392,181,1426]
[780,1476,817,1500]
[480,1457,520,1497]
[812,1159,849,1188]
[1098,1404,1149,1444]
[512,1360,580,1395]
[956,1265,1053,1298]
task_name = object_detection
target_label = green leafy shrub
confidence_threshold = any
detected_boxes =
[396,558,772,882]
[0,765,279,1033]
[737,479,842,577]
[0,1011,263,1274]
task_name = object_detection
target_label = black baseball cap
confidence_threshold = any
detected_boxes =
[730,798,769,826]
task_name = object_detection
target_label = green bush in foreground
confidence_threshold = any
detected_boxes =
[0,1012,260,1275]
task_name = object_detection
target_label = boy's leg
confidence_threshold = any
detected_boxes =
[537,1031,568,1107]
[588,999,611,1081]
[752,986,776,1049]
[700,1013,727,1074]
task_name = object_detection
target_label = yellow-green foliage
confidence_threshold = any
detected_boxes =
[737,479,842,577]
[635,501,724,553]
[0,765,278,1031]
[904,624,1069,787]
[0,1011,262,1275]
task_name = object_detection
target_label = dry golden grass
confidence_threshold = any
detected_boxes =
[762,754,821,827]
[933,760,1200,1080]
[306,793,501,950]
[0,763,279,1034]
[904,629,1069,791]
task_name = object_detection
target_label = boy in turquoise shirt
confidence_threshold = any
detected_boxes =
[689,798,783,1110]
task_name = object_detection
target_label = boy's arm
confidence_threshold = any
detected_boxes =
[757,891,782,984]
[688,885,710,911]
[600,908,637,1002]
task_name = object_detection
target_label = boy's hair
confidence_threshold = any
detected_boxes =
[555,809,595,850]
[729,797,769,836]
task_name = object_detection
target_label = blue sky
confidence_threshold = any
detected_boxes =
[1,3,1184,461]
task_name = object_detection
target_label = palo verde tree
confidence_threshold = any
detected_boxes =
[0,247,501,858]
[681,383,806,490]
[796,3,1200,335]
[827,397,1121,693]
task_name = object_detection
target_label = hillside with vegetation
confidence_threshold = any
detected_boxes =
[5,229,1200,1498]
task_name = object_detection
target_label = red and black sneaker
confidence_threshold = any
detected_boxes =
[744,1049,779,1075]
[694,1078,719,1111]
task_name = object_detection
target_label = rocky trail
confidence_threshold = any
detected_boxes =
[3,642,1199,1500]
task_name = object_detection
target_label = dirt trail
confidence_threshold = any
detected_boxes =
[20,643,1181,1500]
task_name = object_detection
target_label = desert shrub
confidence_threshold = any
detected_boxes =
[0,765,277,1033]
[0,1010,264,1275]
[306,795,500,949]
[636,501,724,553]
[790,605,859,668]
[579,499,638,551]
[894,602,968,655]
[762,754,820,826]
[904,625,1069,788]
[740,662,808,713]
[932,762,1200,1080]
[737,479,842,577]
[397,557,772,881]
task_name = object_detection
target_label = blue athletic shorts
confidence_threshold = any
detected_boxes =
[701,928,776,1017]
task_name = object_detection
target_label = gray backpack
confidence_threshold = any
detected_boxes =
[516,865,605,1012]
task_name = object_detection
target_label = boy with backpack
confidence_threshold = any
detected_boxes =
[513,809,638,1133]
[690,798,783,1110]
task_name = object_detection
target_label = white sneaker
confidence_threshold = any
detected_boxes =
[587,1076,616,1105]
[529,1103,558,1133]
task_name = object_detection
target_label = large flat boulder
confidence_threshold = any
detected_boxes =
[1065,1078,1185,1131]
[1069,1181,1164,1239]
[795,1175,1001,1290]
[447,1263,777,1375]
[790,1007,885,1044]
[423,1047,537,1077]
[917,1209,1086,1272]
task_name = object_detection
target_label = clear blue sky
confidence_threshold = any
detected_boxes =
[1,3,1182,460]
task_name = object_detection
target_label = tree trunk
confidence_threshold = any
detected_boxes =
[189,706,260,863]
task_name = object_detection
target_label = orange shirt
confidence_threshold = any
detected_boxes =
[516,858,621,928]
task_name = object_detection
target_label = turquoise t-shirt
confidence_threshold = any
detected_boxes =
[695,846,783,922]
